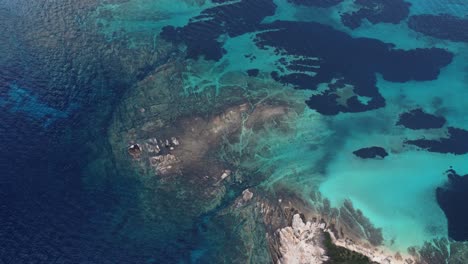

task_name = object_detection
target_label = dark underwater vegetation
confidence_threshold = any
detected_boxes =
[437,169,468,242]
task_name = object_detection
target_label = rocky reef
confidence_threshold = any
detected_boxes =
[106,53,461,263]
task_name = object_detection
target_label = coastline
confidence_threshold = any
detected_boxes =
[327,231,415,264]
[256,192,418,264]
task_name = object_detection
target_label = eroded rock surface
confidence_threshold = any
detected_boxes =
[127,101,291,180]
[277,214,328,264]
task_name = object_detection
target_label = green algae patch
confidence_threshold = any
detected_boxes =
[323,232,377,264]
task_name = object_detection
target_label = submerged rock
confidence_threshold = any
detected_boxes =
[128,144,142,159]
[353,146,388,159]
[397,108,446,130]
[144,138,161,154]
[436,169,468,242]
[408,14,468,43]
[247,68,260,77]
[220,170,231,180]
[255,20,453,115]
[149,154,180,175]
[171,137,180,146]
[405,127,468,155]
[242,189,254,202]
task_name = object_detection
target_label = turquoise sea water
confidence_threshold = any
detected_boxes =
[1,0,468,263]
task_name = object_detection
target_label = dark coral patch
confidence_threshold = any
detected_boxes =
[397,108,446,130]
[287,0,343,7]
[160,0,276,61]
[379,48,452,82]
[341,0,411,29]
[160,2,452,116]
[405,127,468,155]
[353,146,388,159]
[408,14,468,43]
[436,169,468,241]
[246,69,259,77]
[254,21,453,115]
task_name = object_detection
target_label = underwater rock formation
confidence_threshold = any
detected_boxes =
[247,68,260,77]
[160,1,452,116]
[353,146,388,159]
[436,169,468,241]
[127,144,142,159]
[149,154,180,175]
[242,189,254,202]
[255,21,452,115]
[408,14,468,43]
[160,0,276,61]
[405,127,468,155]
[397,108,446,130]
[127,101,291,180]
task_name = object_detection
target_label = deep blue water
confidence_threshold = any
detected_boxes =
[0,1,189,262]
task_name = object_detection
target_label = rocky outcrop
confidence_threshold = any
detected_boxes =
[127,144,142,159]
[242,189,254,202]
[149,154,180,175]
[126,101,291,179]
[272,212,416,264]
[248,192,417,264]
[277,214,328,264]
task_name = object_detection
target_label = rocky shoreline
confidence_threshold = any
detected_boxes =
[251,192,416,264]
